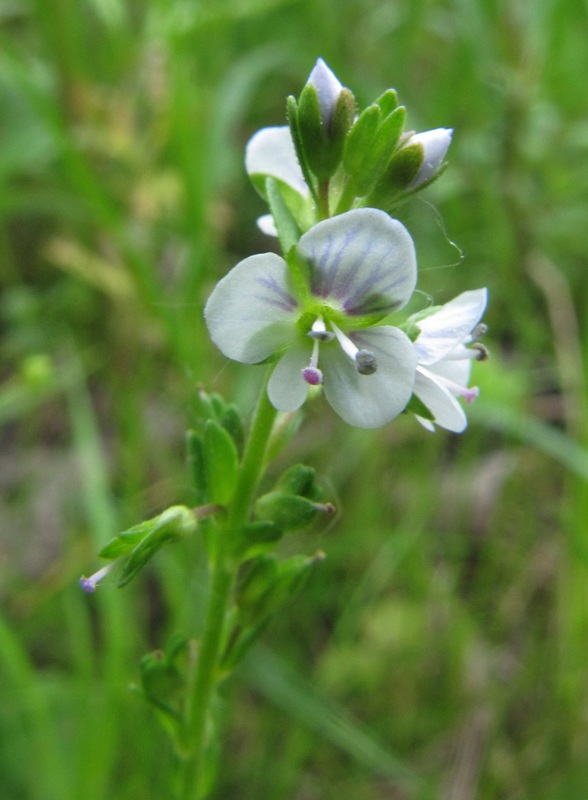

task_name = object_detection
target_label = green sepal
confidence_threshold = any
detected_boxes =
[327,88,356,173]
[297,85,355,181]
[344,105,406,197]
[343,104,381,183]
[186,430,206,503]
[275,463,317,498]
[98,506,196,561]
[114,506,198,587]
[203,419,239,506]
[219,403,244,457]
[255,492,328,531]
[375,88,398,117]
[367,143,423,209]
[138,640,186,721]
[231,520,284,560]
[287,94,316,199]
[297,84,326,177]
[99,519,154,559]
[404,393,435,421]
[265,176,302,254]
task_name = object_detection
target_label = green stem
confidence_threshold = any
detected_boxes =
[181,375,278,799]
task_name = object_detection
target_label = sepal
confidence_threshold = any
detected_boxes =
[97,505,198,588]
[255,492,334,532]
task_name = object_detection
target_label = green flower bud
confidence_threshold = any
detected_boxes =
[275,463,317,498]
[295,59,356,181]
[255,491,334,531]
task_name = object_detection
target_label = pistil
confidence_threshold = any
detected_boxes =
[80,563,115,593]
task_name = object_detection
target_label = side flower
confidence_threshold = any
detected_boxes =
[204,208,418,429]
[409,289,488,432]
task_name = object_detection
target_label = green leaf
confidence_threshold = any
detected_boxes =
[203,419,239,505]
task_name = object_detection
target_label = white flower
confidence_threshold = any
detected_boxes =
[405,128,453,190]
[205,209,418,428]
[412,288,488,432]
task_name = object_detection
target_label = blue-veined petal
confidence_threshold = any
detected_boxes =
[414,288,487,365]
[245,126,309,199]
[321,326,416,428]
[204,253,298,364]
[297,209,417,316]
[267,341,311,412]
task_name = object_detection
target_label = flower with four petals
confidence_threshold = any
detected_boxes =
[205,208,419,428]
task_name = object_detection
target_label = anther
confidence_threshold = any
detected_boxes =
[355,349,378,375]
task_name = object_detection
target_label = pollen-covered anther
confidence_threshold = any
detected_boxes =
[355,349,378,375]
[473,343,490,362]
[331,322,378,376]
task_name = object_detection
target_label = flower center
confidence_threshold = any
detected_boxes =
[301,316,379,385]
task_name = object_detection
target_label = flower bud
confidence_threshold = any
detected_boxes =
[294,59,356,181]
[405,127,452,190]
[255,491,334,532]
[306,58,344,129]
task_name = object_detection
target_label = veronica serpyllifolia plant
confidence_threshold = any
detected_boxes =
[80,58,489,800]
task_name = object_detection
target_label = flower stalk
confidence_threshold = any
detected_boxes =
[180,374,278,800]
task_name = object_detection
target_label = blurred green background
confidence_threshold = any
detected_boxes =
[2,0,588,798]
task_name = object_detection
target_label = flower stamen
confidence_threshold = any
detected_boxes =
[443,344,489,363]
[331,322,378,375]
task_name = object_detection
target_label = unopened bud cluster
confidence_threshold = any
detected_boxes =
[270,58,452,226]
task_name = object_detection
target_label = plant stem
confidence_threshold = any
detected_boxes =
[181,375,278,799]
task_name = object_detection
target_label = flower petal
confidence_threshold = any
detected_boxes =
[267,341,311,412]
[414,288,487,365]
[306,58,344,127]
[257,214,278,237]
[204,253,298,363]
[406,128,453,190]
[414,367,467,432]
[321,326,416,428]
[245,126,309,199]
[297,209,417,316]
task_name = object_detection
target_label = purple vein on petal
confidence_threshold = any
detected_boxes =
[254,275,298,312]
